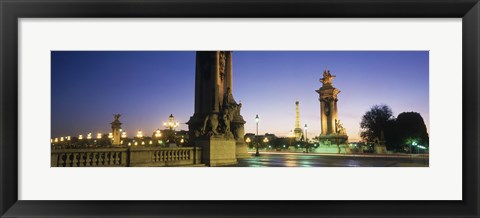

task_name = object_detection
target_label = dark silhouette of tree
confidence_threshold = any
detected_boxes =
[360,104,395,143]
[384,119,400,151]
[360,105,429,152]
[395,112,429,149]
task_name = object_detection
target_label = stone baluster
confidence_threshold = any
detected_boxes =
[115,152,120,165]
[78,153,84,167]
[99,153,104,166]
[58,154,65,167]
[65,153,72,167]
[85,153,91,166]
[109,152,114,165]
[92,153,98,166]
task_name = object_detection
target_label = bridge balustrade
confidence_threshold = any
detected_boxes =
[51,147,202,167]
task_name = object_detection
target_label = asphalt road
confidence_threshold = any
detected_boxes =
[235,153,429,167]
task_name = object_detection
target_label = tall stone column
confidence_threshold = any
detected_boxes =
[320,100,326,135]
[329,99,335,134]
[187,51,247,165]
[224,52,233,94]
[316,69,349,153]
[111,114,122,146]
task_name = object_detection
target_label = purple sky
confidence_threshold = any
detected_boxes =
[52,51,429,141]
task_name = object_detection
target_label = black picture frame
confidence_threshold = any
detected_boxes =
[1,0,479,217]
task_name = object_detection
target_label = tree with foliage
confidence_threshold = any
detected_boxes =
[360,104,395,143]
[395,112,429,150]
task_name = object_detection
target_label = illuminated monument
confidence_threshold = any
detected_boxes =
[316,69,349,153]
[293,100,303,141]
[187,51,249,166]
[111,114,122,146]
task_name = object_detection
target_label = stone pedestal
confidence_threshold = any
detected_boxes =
[235,142,249,158]
[342,144,351,154]
[197,137,237,166]
[375,145,387,154]
[315,144,341,154]
[232,114,249,159]
[316,134,349,154]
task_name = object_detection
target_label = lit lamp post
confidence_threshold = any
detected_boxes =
[263,137,269,151]
[155,129,162,137]
[154,129,162,146]
[255,114,260,156]
[164,114,179,145]
[136,130,143,138]
[164,114,179,130]
[245,137,251,149]
[108,133,113,147]
[304,124,308,153]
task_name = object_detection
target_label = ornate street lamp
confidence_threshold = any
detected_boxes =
[263,137,269,151]
[255,114,260,156]
[136,130,143,138]
[245,137,251,148]
[304,124,308,153]
[154,129,162,138]
[164,114,179,130]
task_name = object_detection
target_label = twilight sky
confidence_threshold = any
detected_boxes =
[51,51,429,141]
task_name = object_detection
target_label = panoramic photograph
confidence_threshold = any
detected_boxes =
[51,51,429,167]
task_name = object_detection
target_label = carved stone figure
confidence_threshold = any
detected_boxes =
[113,114,121,122]
[335,119,346,135]
[222,108,231,133]
[223,87,236,105]
[230,102,244,140]
[219,52,226,82]
[320,70,336,85]
[201,113,219,135]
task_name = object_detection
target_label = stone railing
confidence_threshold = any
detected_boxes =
[129,147,202,167]
[51,148,128,167]
[51,147,202,167]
